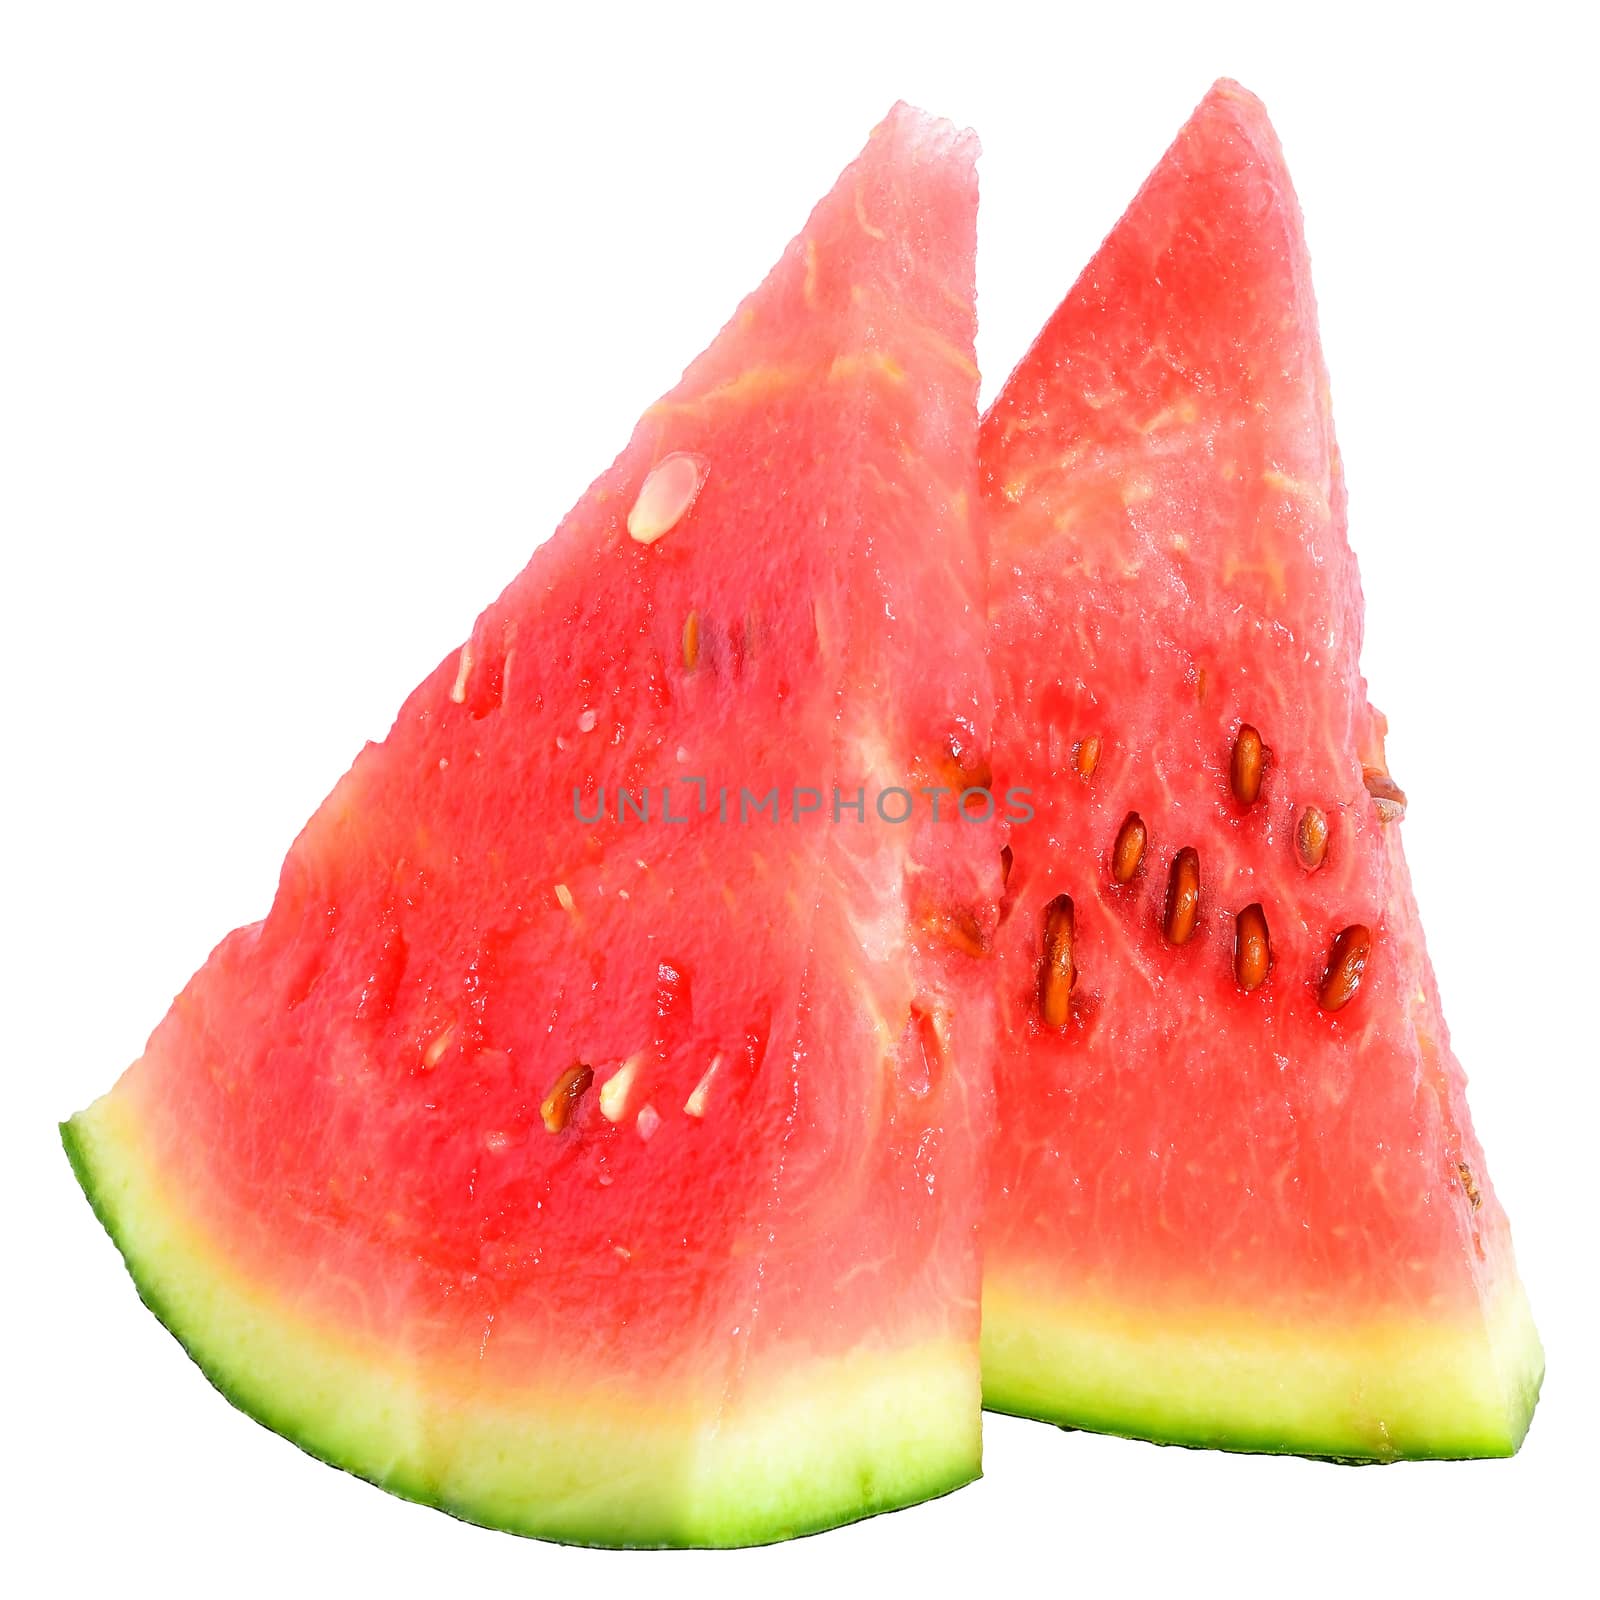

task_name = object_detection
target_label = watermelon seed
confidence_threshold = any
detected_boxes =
[1234,903,1271,992]
[422,1025,455,1069]
[939,738,992,796]
[1000,845,1014,886]
[1039,895,1076,1027]
[554,883,576,914]
[636,1103,662,1141]
[627,452,707,545]
[683,611,701,670]
[599,1055,643,1123]
[1230,724,1267,805]
[1111,811,1147,884]
[925,906,990,959]
[1296,806,1329,871]
[1363,769,1408,823]
[1074,735,1101,780]
[1162,848,1201,946]
[1318,925,1373,1013]
[684,1053,726,1118]
[540,1062,594,1134]
[1456,1161,1484,1212]
[449,644,474,705]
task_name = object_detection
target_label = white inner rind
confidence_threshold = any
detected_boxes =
[981,1272,1543,1459]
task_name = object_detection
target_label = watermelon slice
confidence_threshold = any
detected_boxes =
[63,105,1001,1546]
[979,81,1542,1459]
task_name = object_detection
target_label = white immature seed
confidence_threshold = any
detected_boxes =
[684,1052,725,1118]
[599,1055,642,1123]
[449,644,474,704]
[628,452,708,544]
[553,883,575,914]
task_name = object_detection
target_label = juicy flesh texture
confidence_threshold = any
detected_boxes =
[981,82,1539,1450]
[67,105,999,1540]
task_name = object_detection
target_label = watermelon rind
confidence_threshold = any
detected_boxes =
[981,1276,1543,1462]
[63,1095,981,1547]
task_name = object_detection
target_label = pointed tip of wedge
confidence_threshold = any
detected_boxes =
[871,100,981,165]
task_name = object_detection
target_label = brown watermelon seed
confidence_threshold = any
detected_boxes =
[958,747,993,793]
[540,1062,594,1133]
[1162,848,1200,946]
[1231,724,1266,805]
[1319,925,1373,1012]
[682,610,700,670]
[1364,768,1408,822]
[1039,894,1076,1027]
[936,738,991,796]
[925,906,990,959]
[1111,811,1147,884]
[1000,844,1014,887]
[1234,903,1271,992]
[1075,735,1102,780]
[1457,1160,1484,1212]
[1296,806,1329,871]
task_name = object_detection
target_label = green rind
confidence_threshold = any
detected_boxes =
[63,1101,980,1547]
[981,1276,1543,1463]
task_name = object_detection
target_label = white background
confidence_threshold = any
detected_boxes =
[4,2,1596,1595]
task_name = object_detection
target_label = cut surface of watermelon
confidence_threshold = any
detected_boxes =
[64,104,1001,1546]
[979,80,1541,1459]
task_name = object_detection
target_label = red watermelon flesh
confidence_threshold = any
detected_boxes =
[63,105,1001,1546]
[979,81,1541,1458]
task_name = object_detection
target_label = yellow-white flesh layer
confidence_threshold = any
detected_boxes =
[983,1273,1543,1460]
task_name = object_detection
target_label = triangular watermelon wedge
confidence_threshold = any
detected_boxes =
[979,81,1541,1458]
[63,106,1001,1545]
